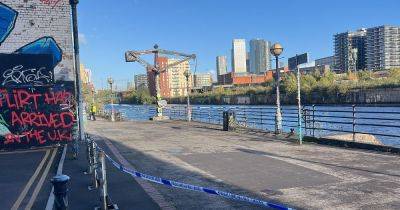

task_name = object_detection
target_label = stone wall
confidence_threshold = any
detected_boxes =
[0,0,74,81]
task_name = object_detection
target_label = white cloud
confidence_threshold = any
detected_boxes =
[79,33,87,45]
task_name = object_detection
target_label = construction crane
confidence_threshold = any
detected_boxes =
[125,44,196,120]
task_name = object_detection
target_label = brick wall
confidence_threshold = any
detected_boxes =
[0,0,74,81]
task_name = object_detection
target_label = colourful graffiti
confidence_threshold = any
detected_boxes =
[0,2,77,150]
[0,2,18,44]
[16,37,63,68]
[0,82,76,149]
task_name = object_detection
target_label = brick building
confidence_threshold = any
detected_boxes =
[218,67,288,86]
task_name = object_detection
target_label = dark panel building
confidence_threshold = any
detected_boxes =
[288,53,309,70]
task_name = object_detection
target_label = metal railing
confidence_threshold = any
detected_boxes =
[163,105,400,147]
[303,105,400,144]
[85,136,118,209]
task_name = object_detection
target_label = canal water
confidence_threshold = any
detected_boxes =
[104,104,400,148]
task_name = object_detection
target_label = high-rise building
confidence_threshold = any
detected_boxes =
[334,29,366,71]
[249,39,271,74]
[231,39,247,73]
[366,25,400,70]
[216,56,227,75]
[79,63,92,84]
[246,52,250,72]
[193,73,213,88]
[167,58,192,97]
[315,56,335,69]
[134,74,148,90]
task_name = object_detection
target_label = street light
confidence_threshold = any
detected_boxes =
[270,43,283,134]
[183,70,191,122]
[107,77,115,122]
[91,85,95,104]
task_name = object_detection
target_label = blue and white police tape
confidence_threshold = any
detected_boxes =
[96,149,294,210]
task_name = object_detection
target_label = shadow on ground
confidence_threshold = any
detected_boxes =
[88,133,296,210]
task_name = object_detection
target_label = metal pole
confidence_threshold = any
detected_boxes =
[91,141,98,189]
[99,151,108,210]
[312,105,315,137]
[352,104,356,141]
[109,80,115,122]
[186,73,191,122]
[69,0,84,153]
[85,139,93,174]
[296,56,303,144]
[275,56,282,134]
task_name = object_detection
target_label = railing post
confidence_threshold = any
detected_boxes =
[208,107,211,123]
[85,138,93,175]
[89,141,98,190]
[352,104,356,141]
[244,108,247,127]
[98,151,108,210]
[260,108,263,130]
[312,105,315,137]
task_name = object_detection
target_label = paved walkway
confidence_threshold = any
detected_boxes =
[86,119,400,209]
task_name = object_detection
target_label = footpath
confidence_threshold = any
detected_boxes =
[86,119,400,210]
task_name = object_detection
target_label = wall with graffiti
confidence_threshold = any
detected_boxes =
[0,0,76,149]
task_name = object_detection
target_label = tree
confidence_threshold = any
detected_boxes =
[281,73,297,95]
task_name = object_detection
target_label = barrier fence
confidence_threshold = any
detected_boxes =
[85,135,294,210]
[163,105,400,146]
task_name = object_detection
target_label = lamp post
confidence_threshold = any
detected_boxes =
[296,55,303,144]
[184,70,191,122]
[270,43,283,134]
[69,0,84,144]
[107,77,115,122]
[91,85,95,104]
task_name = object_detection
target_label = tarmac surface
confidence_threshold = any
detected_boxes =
[86,119,400,210]
[0,148,58,210]
[0,138,160,210]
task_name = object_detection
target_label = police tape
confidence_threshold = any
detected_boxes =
[94,143,294,210]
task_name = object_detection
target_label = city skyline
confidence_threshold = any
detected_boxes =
[76,0,400,89]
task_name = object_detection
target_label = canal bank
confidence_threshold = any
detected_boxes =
[86,119,400,209]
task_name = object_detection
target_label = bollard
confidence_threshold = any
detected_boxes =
[51,175,70,210]
[223,111,229,131]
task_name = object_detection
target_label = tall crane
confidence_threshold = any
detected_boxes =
[125,44,196,120]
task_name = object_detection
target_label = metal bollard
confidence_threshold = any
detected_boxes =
[51,174,70,210]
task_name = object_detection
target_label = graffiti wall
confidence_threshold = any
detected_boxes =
[0,0,76,149]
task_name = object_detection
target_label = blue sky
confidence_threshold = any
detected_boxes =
[77,0,400,89]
